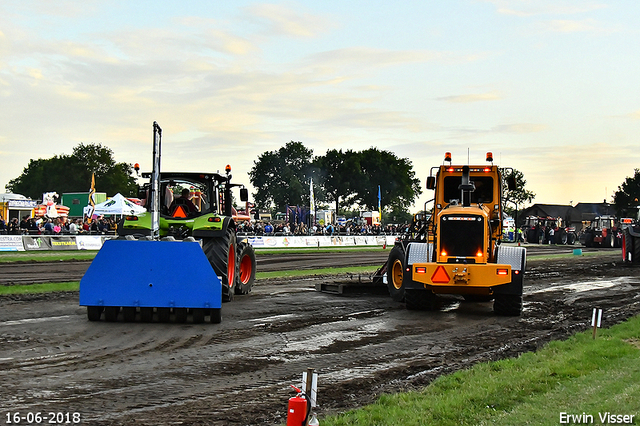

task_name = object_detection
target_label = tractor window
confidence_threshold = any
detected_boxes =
[160,180,210,215]
[442,176,494,204]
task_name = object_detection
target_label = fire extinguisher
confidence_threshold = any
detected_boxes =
[287,385,311,426]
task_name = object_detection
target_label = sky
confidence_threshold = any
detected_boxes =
[1,0,639,211]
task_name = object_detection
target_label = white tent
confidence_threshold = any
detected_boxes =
[85,193,146,217]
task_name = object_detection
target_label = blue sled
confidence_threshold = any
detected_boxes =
[80,239,222,322]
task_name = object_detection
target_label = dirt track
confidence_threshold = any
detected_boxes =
[1,247,639,425]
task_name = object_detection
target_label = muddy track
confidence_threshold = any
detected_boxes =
[0,248,638,425]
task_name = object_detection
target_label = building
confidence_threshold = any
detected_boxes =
[0,193,37,222]
[61,192,107,218]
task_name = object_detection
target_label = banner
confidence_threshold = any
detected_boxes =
[49,236,77,250]
[0,236,25,251]
[23,236,53,251]
[76,235,104,250]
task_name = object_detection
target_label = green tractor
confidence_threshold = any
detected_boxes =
[118,168,256,302]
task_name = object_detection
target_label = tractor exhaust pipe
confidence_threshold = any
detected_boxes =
[458,165,475,207]
[150,122,162,240]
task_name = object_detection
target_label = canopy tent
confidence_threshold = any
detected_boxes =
[84,193,146,217]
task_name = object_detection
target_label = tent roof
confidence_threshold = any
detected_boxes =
[89,193,146,216]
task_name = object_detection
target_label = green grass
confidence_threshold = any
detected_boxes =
[0,281,79,295]
[256,265,379,280]
[320,317,640,426]
[0,251,98,263]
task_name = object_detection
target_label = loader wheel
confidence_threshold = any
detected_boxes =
[87,306,103,321]
[235,242,256,295]
[104,306,120,322]
[405,289,437,310]
[493,294,522,316]
[122,307,136,322]
[202,227,238,303]
[386,245,406,302]
[210,308,222,324]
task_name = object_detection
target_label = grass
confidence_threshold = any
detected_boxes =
[319,317,640,426]
[256,265,379,280]
[0,281,79,295]
[0,251,98,263]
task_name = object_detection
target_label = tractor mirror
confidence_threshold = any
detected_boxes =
[426,176,436,190]
[240,188,249,202]
[507,176,517,191]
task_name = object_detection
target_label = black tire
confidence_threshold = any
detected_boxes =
[104,306,120,322]
[386,245,406,302]
[567,233,576,245]
[405,289,437,310]
[202,226,238,303]
[584,231,594,247]
[633,233,640,265]
[493,294,522,316]
[174,308,188,323]
[157,307,171,323]
[122,307,136,322]
[192,308,205,324]
[87,306,103,321]
[235,241,256,295]
[140,307,154,322]
[210,308,222,324]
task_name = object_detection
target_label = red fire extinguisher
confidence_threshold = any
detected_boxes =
[287,385,310,426]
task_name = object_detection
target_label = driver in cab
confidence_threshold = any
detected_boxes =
[169,188,198,215]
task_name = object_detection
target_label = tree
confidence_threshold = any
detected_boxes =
[314,149,361,214]
[248,141,314,211]
[502,168,535,219]
[6,143,138,200]
[613,169,640,218]
[353,148,422,213]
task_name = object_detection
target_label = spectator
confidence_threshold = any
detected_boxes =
[0,215,6,234]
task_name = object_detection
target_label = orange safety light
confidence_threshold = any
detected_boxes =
[440,250,447,257]
[476,251,483,257]
[415,267,427,274]
[483,167,491,172]
[486,152,493,162]
[225,164,232,173]
[431,266,450,283]
[496,268,509,276]
[444,152,452,162]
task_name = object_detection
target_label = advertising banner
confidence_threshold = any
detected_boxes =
[23,236,53,251]
[49,236,78,250]
[76,235,104,250]
[0,235,25,251]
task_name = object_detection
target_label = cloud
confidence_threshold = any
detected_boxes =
[629,110,640,120]
[481,0,608,17]
[437,91,503,103]
[540,18,613,33]
[245,3,333,38]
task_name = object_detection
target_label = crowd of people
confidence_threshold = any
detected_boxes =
[0,215,117,235]
[237,220,406,236]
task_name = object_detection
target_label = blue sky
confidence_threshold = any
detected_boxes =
[1,0,639,210]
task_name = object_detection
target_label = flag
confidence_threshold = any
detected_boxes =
[378,185,381,221]
[87,173,96,223]
[309,178,315,224]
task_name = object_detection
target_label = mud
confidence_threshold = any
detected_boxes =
[0,248,638,426]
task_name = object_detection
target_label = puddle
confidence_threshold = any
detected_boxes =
[529,277,637,294]
[0,315,72,327]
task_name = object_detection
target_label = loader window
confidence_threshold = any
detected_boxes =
[442,176,494,204]
[439,215,484,257]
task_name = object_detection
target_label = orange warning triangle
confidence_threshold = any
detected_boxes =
[431,266,450,283]
[172,206,188,218]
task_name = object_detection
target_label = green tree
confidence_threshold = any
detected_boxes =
[502,168,535,218]
[314,149,361,214]
[6,143,137,200]
[248,141,314,211]
[613,169,640,218]
[354,148,422,213]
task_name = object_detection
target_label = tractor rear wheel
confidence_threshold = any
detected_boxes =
[493,294,522,316]
[386,245,406,302]
[202,227,238,302]
[235,241,256,295]
[104,306,120,322]
[192,308,205,324]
